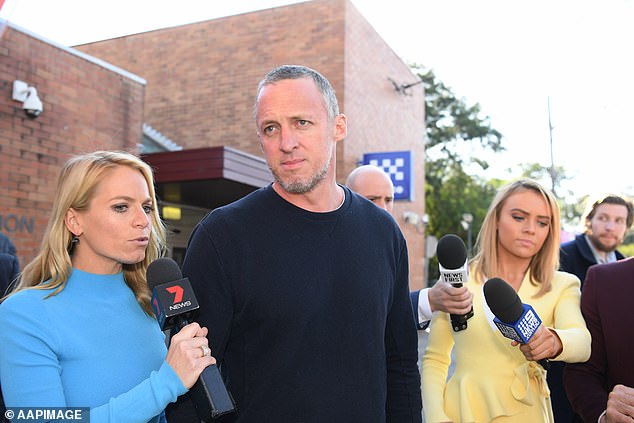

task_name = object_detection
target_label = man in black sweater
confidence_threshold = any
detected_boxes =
[176,65,422,423]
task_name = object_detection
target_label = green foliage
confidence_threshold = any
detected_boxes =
[417,66,504,166]
[617,243,634,257]
[424,165,498,283]
[414,65,504,250]
[623,230,634,245]
[425,161,496,241]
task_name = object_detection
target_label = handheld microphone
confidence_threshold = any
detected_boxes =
[147,257,236,420]
[483,277,550,370]
[437,234,474,331]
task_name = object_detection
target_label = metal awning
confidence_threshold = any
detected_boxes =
[142,146,272,210]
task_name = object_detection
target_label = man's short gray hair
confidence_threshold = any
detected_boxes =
[254,65,339,121]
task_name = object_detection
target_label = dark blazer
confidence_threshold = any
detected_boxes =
[564,257,634,423]
[560,234,625,287]
[0,253,19,296]
[410,290,430,331]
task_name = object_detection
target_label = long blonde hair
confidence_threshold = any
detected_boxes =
[11,151,166,315]
[472,178,560,297]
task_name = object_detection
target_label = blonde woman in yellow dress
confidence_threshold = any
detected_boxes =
[422,179,591,422]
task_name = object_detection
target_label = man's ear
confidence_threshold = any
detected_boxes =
[333,113,347,143]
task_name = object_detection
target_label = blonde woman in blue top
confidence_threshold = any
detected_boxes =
[422,179,591,422]
[0,151,215,423]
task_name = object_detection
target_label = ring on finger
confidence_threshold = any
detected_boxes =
[200,345,211,357]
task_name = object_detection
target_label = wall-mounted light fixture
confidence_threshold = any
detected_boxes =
[403,211,428,233]
[403,211,421,226]
[12,80,43,118]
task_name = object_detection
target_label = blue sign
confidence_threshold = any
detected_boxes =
[362,151,413,201]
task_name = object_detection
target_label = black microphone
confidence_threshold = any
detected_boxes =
[436,234,474,331]
[147,257,236,420]
[483,277,550,370]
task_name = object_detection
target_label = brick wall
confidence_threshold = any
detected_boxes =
[342,2,426,289]
[77,0,347,158]
[0,26,145,266]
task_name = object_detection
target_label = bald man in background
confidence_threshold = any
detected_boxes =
[346,164,396,213]
[346,165,473,330]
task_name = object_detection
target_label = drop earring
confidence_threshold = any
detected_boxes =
[69,234,80,253]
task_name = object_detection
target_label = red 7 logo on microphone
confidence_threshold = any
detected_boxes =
[166,285,184,304]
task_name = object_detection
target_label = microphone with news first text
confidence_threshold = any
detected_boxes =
[437,234,474,331]
[483,277,550,370]
[147,257,236,420]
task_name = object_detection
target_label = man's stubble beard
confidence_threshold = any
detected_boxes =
[588,232,622,253]
[270,147,333,195]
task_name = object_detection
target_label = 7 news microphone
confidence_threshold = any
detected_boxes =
[483,277,550,370]
[437,234,474,331]
[147,257,236,420]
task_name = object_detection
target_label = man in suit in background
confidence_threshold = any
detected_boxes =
[550,194,633,422]
[345,164,396,214]
[564,257,634,423]
[560,194,632,287]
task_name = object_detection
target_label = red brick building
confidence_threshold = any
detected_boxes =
[0,24,146,269]
[0,0,427,289]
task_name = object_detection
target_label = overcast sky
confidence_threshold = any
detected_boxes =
[2,0,633,201]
